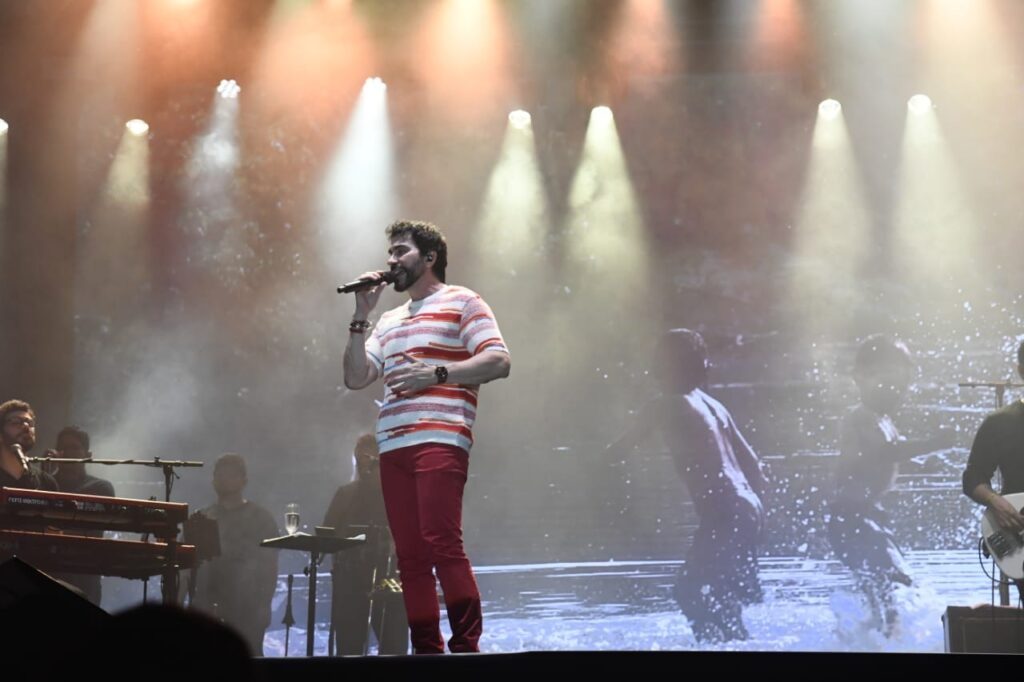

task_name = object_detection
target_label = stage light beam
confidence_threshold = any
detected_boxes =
[471,110,548,281]
[784,100,872,339]
[590,106,614,127]
[217,79,241,99]
[893,100,982,293]
[818,99,842,120]
[908,94,933,115]
[558,103,654,358]
[125,119,149,136]
[316,75,397,270]
[508,110,531,130]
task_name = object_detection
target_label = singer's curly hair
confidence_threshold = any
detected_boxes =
[0,399,35,425]
[386,220,448,282]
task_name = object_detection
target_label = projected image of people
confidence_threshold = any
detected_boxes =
[608,329,768,643]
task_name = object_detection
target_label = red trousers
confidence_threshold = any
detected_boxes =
[380,442,482,653]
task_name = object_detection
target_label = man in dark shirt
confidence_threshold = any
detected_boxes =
[47,425,115,605]
[49,426,115,498]
[323,433,408,655]
[191,454,279,655]
[963,339,1024,530]
[0,399,57,491]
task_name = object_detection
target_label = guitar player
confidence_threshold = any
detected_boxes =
[963,339,1024,531]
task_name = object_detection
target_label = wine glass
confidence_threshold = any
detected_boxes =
[284,503,300,535]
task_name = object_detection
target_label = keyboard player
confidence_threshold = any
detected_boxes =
[0,400,56,491]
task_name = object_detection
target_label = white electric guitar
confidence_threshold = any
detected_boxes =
[981,492,1024,580]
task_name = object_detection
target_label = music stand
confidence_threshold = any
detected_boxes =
[261,531,365,656]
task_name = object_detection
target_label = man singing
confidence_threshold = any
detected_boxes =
[343,220,510,654]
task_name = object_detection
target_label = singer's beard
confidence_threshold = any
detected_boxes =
[392,262,425,293]
[1,431,34,452]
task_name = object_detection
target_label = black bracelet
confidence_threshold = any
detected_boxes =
[349,319,371,334]
[434,365,449,384]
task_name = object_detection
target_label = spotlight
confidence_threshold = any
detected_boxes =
[590,105,613,125]
[508,110,531,129]
[908,94,933,115]
[364,77,386,93]
[125,119,149,136]
[217,79,241,99]
[818,99,842,120]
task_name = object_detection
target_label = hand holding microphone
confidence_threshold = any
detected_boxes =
[339,270,397,321]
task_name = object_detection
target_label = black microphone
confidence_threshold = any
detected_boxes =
[337,271,397,294]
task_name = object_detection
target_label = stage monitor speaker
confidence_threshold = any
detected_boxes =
[944,604,1024,653]
[0,557,109,632]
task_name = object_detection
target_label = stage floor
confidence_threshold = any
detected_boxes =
[263,549,1002,656]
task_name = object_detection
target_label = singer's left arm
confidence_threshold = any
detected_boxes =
[447,349,511,385]
[388,295,510,395]
[452,295,510,385]
[387,350,510,395]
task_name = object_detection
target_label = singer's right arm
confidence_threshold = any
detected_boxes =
[343,324,379,390]
[343,278,386,390]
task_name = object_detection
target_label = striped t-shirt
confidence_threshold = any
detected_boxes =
[366,285,508,454]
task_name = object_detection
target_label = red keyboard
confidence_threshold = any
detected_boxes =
[0,487,188,539]
[0,529,196,579]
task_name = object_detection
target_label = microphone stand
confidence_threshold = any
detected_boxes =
[958,380,1024,410]
[283,574,296,656]
[25,456,205,502]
